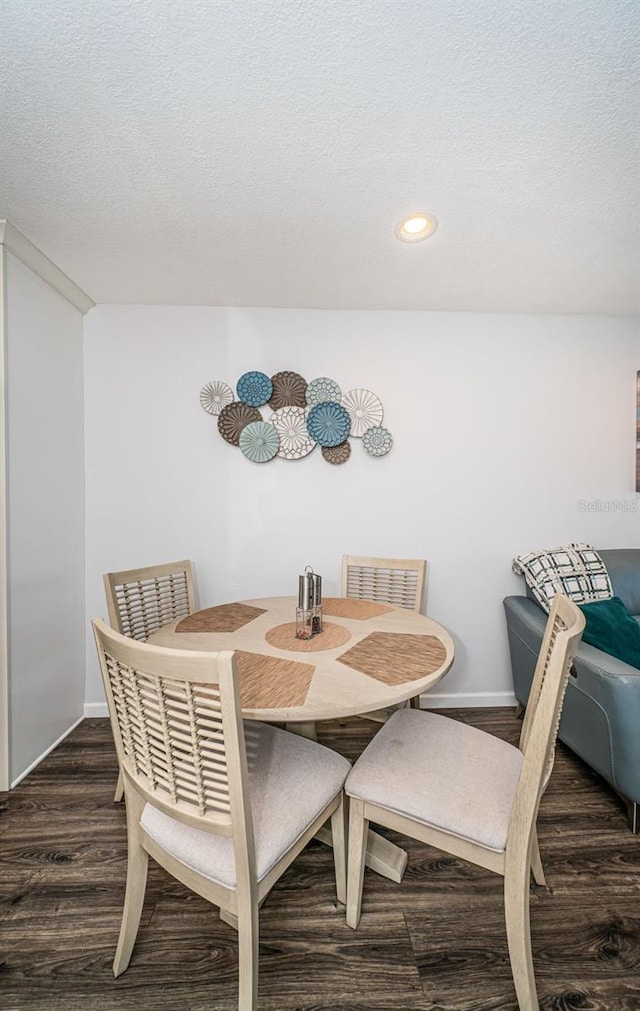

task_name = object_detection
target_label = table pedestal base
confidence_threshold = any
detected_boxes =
[286,721,317,740]
[314,825,407,883]
[284,723,408,883]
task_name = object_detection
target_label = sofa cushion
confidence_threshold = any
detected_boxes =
[598,549,640,616]
[513,543,612,613]
[578,596,640,670]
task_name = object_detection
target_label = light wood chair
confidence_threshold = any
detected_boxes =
[342,555,427,715]
[92,619,349,1011]
[341,555,426,613]
[344,594,585,1011]
[103,559,197,802]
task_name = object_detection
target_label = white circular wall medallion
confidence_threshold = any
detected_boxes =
[270,406,316,460]
[341,388,384,437]
[200,380,234,415]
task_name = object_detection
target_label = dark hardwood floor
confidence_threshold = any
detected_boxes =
[1,710,639,1011]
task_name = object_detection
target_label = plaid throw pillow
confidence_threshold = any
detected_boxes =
[512,542,613,613]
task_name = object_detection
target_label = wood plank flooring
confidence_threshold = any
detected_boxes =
[1,709,639,1010]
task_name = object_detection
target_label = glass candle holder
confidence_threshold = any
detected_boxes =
[295,607,314,640]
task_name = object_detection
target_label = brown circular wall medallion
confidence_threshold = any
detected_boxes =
[322,441,351,465]
[217,402,262,446]
[268,371,307,410]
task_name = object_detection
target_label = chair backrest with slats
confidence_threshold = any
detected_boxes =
[103,560,196,641]
[341,555,426,612]
[508,594,584,860]
[92,618,254,866]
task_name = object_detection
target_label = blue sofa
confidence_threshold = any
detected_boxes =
[504,548,640,832]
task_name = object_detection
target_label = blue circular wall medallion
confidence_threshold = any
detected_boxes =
[306,401,351,447]
[236,371,273,407]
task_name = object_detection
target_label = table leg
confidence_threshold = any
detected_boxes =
[315,825,407,883]
[285,721,317,740]
[286,723,407,881]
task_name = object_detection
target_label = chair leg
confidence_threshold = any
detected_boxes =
[346,798,369,929]
[409,695,421,710]
[504,851,538,1011]
[331,794,347,905]
[530,830,546,887]
[237,897,259,1011]
[113,789,148,977]
[514,702,525,719]
[114,770,124,803]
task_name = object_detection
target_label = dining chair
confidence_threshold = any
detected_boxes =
[92,619,349,1011]
[344,593,585,1011]
[341,555,426,613]
[342,555,427,715]
[103,559,197,801]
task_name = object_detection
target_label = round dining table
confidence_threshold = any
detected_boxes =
[149,594,455,883]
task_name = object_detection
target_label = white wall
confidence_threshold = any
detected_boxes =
[84,306,639,707]
[5,251,85,781]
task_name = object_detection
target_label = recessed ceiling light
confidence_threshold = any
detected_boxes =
[396,212,438,243]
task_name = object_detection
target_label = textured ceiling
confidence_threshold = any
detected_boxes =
[1,0,639,313]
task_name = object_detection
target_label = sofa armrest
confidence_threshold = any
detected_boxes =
[570,648,640,802]
[504,594,640,804]
[504,594,640,683]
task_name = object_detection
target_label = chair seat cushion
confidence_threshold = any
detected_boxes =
[345,709,523,853]
[141,723,350,888]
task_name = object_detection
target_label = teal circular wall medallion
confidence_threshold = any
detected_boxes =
[306,377,342,406]
[238,421,280,463]
[362,425,393,457]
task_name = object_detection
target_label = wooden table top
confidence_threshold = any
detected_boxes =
[148,595,455,723]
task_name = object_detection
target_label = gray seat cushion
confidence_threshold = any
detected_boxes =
[141,722,351,888]
[346,709,523,853]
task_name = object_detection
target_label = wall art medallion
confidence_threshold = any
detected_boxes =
[322,441,351,465]
[217,401,262,446]
[239,420,280,463]
[362,424,393,457]
[342,388,384,437]
[269,371,308,410]
[200,370,392,465]
[236,371,273,407]
[306,400,351,447]
[270,406,316,460]
[200,380,234,416]
[306,376,342,406]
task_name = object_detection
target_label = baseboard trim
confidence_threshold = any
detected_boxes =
[11,714,85,788]
[84,702,108,718]
[418,691,517,709]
